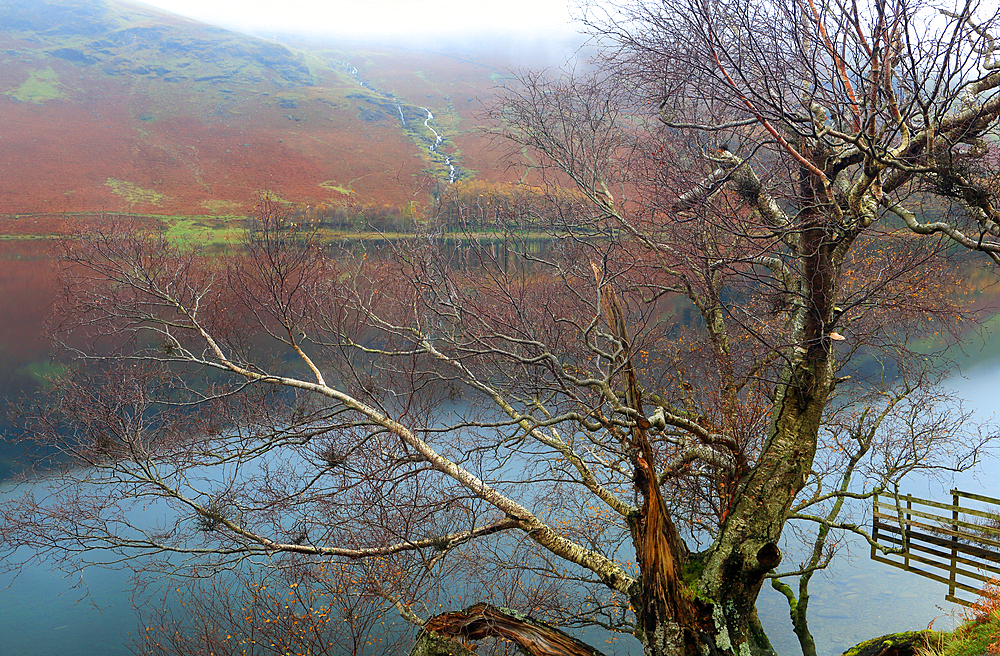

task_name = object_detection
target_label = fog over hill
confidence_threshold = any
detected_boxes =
[137,0,587,65]
[0,0,511,219]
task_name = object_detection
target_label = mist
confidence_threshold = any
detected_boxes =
[138,0,592,66]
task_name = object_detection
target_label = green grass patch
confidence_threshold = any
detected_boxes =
[256,191,293,206]
[200,200,244,215]
[920,619,996,656]
[159,215,245,248]
[105,178,165,206]
[11,68,62,103]
[319,181,354,196]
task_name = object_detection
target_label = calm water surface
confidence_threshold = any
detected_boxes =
[0,241,138,656]
[0,239,994,656]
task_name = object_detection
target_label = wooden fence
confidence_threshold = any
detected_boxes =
[871,489,1000,607]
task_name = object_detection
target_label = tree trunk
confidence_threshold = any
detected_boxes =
[599,272,705,656]
[695,218,842,656]
[411,604,608,656]
[409,630,478,656]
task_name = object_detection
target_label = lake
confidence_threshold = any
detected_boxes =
[0,237,994,656]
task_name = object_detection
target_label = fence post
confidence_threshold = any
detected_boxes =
[950,489,960,600]
[905,495,912,569]
[872,490,879,560]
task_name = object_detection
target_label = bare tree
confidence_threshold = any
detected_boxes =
[3,1,1000,655]
[135,559,409,656]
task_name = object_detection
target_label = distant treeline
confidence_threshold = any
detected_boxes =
[280,181,587,234]
[278,179,966,237]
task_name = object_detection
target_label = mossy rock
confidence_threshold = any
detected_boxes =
[844,630,944,656]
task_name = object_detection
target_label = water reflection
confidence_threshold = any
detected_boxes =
[0,555,138,656]
[0,238,995,656]
[0,240,140,656]
[0,240,56,478]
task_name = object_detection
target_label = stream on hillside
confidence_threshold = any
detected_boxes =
[0,239,992,656]
[335,60,459,184]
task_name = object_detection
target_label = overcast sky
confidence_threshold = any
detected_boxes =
[138,0,590,54]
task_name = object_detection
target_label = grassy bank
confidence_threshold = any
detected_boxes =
[842,595,999,656]
[911,585,1000,656]
[925,596,1000,656]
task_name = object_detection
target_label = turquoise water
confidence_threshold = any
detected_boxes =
[0,560,139,656]
[0,529,969,656]
[759,356,1000,656]
[0,244,995,656]
[758,538,965,656]
[0,466,978,656]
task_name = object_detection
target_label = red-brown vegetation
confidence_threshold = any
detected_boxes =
[0,10,514,226]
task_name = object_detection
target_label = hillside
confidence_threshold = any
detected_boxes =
[0,0,510,222]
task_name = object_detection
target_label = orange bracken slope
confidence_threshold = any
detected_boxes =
[0,0,512,219]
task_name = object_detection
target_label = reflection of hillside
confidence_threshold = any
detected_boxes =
[0,241,55,410]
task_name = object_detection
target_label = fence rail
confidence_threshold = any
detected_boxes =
[871,489,1000,607]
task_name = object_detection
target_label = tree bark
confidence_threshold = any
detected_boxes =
[411,604,608,656]
[599,278,705,656]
